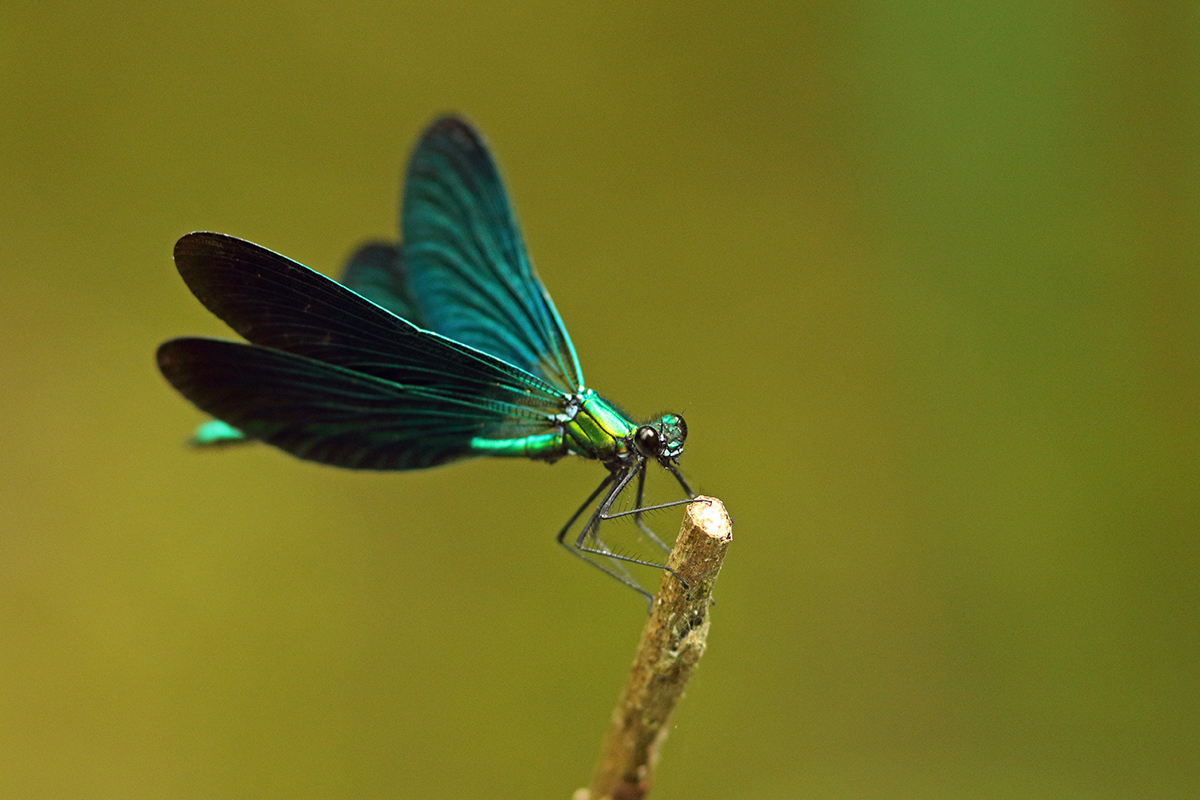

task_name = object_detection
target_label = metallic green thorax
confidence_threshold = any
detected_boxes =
[468,389,640,466]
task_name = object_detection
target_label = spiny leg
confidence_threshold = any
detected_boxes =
[666,463,696,498]
[604,462,706,528]
[576,462,690,589]
[601,460,698,524]
[628,465,681,555]
[603,461,713,600]
[557,471,649,599]
[630,466,670,554]
[662,462,723,531]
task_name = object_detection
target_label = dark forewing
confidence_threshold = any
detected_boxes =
[158,338,551,469]
[400,117,584,393]
[171,232,564,418]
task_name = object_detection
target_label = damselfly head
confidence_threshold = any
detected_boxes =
[634,413,687,464]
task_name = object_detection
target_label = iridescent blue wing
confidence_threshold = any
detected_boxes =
[399,117,585,393]
[338,241,427,326]
[160,232,566,469]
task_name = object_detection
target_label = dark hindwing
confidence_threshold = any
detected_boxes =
[157,338,541,469]
[399,117,584,393]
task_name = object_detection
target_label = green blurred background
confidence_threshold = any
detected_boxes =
[2,2,1196,798]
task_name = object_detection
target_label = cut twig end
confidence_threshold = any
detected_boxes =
[658,496,731,607]
[686,495,732,544]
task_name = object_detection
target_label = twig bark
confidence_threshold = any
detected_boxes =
[575,496,732,800]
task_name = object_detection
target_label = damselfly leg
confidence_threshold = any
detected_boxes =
[556,459,696,599]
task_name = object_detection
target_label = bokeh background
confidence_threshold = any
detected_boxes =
[2,3,1197,798]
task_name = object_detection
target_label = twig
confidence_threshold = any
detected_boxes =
[575,496,733,800]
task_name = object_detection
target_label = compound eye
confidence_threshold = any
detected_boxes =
[669,414,687,444]
[635,425,661,456]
